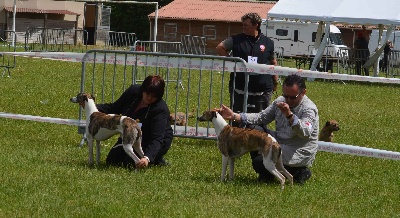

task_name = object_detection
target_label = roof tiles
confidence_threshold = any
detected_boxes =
[149,0,275,22]
[4,7,80,15]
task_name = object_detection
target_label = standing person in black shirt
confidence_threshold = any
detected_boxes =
[216,12,278,114]
[382,40,393,72]
[216,12,279,180]
[354,31,370,76]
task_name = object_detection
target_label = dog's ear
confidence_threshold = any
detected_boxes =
[75,93,83,100]
[76,93,87,103]
[211,111,217,118]
[91,95,96,102]
[326,121,330,126]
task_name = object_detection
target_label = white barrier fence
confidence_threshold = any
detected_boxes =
[2,51,400,84]
[1,112,400,161]
[1,50,399,162]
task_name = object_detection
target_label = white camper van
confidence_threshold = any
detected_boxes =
[261,20,348,58]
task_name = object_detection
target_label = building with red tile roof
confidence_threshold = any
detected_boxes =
[148,0,276,54]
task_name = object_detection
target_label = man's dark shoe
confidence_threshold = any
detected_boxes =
[295,168,312,185]
[154,158,170,166]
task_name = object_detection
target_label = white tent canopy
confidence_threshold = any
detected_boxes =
[268,0,400,26]
[268,0,400,76]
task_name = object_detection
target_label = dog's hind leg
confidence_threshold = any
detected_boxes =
[263,151,286,190]
[221,155,229,181]
[229,158,235,180]
[132,137,144,158]
[276,157,293,186]
[123,144,141,164]
[96,140,101,165]
[264,161,286,190]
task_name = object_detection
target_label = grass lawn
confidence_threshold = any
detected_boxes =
[0,56,399,217]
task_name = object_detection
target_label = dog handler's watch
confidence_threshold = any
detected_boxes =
[286,113,293,119]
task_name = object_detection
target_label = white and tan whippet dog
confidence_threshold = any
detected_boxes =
[198,110,293,190]
[70,93,144,165]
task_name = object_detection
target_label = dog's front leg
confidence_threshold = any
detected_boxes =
[221,155,229,181]
[122,144,141,164]
[87,138,94,165]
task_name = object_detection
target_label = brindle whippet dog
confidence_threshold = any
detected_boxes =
[198,110,293,190]
[70,93,143,165]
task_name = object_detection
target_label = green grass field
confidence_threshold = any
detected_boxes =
[0,56,399,217]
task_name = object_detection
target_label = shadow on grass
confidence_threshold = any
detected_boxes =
[313,78,400,88]
[189,173,269,186]
[70,158,174,172]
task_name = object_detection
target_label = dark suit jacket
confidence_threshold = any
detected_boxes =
[96,84,173,162]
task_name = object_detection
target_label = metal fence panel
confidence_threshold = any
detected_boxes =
[275,46,284,66]
[338,47,400,77]
[181,35,206,55]
[77,50,248,141]
[387,50,400,77]
[104,31,136,50]
[132,40,182,54]
[0,30,16,77]
[337,47,352,74]
[24,27,88,52]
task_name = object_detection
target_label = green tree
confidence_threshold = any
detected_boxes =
[107,0,173,40]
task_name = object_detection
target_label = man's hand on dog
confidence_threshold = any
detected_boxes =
[216,104,234,120]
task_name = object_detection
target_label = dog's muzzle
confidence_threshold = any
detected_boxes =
[70,97,78,103]
[197,116,209,122]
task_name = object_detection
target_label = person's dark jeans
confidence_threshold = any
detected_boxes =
[382,54,389,72]
[230,90,273,114]
[106,137,172,168]
[355,59,369,76]
[252,152,312,184]
[233,124,312,185]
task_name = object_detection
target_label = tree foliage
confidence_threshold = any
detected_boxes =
[106,0,278,40]
[106,0,173,40]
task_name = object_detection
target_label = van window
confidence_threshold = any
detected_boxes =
[276,29,288,36]
[330,33,344,45]
[312,32,344,45]
[294,30,298,42]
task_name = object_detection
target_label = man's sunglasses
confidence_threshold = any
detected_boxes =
[282,92,301,100]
